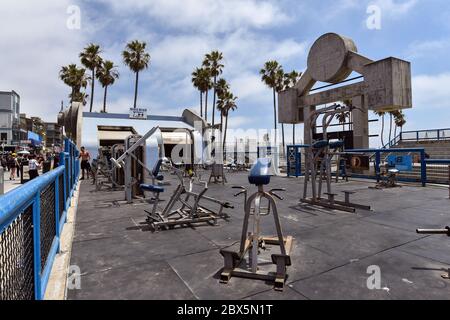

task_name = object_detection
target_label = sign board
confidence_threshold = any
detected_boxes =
[387,155,413,171]
[344,155,370,170]
[129,108,148,120]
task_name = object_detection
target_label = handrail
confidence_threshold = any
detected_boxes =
[0,138,80,300]
[0,167,64,228]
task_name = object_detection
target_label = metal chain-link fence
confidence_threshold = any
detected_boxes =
[39,182,56,273]
[0,205,34,300]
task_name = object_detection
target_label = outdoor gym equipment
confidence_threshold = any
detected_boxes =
[208,161,227,185]
[416,226,450,279]
[93,144,124,191]
[279,33,412,150]
[111,126,165,203]
[220,158,293,291]
[143,159,233,231]
[301,104,371,212]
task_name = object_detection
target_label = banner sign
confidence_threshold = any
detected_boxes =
[129,108,148,120]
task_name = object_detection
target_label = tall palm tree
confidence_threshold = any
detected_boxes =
[260,61,284,148]
[80,44,103,112]
[203,51,224,126]
[217,90,237,153]
[122,40,151,108]
[96,60,119,113]
[59,64,88,104]
[215,78,230,133]
[191,68,203,117]
[283,70,302,144]
[374,110,386,147]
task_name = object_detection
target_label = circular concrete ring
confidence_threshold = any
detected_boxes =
[307,33,357,83]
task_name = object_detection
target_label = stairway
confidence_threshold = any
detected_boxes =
[394,140,450,159]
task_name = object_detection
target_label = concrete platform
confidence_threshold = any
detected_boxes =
[67,172,450,300]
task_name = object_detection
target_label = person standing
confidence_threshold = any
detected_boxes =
[79,146,91,180]
[28,155,41,180]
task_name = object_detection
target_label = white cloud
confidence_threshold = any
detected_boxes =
[412,73,450,109]
[370,0,418,17]
[406,39,450,59]
[0,0,88,121]
[101,0,290,33]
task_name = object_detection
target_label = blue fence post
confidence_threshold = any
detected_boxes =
[375,151,381,182]
[437,130,440,141]
[54,175,61,253]
[420,149,427,187]
[32,193,42,300]
[416,131,419,142]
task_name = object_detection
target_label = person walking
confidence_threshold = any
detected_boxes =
[79,146,91,180]
[28,155,41,180]
[8,154,17,180]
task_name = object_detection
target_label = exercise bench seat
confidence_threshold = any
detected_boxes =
[248,158,272,186]
[140,184,165,193]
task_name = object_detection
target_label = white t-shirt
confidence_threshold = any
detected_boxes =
[29,159,39,170]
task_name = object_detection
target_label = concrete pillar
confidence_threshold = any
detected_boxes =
[303,105,316,146]
[352,95,369,149]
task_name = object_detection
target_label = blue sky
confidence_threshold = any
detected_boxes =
[1,0,450,145]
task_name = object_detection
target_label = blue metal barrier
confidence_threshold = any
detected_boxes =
[348,148,427,187]
[0,139,79,300]
[286,145,309,177]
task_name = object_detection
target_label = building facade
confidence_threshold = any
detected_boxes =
[0,91,20,145]
[44,122,63,148]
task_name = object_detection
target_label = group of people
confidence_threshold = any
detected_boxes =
[0,153,22,180]
[1,147,91,183]
[1,152,60,182]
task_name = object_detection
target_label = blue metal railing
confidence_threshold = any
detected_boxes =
[384,128,450,148]
[344,148,427,187]
[0,139,79,300]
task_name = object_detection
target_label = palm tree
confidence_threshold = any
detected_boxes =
[122,40,151,108]
[216,90,238,153]
[191,68,203,117]
[260,61,284,148]
[374,110,386,147]
[70,91,89,106]
[283,70,302,144]
[393,110,406,141]
[59,64,88,104]
[202,51,224,126]
[396,112,406,136]
[79,44,103,112]
[335,112,350,132]
[215,78,230,133]
[96,60,119,113]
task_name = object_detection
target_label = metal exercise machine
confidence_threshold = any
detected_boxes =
[93,144,125,191]
[142,160,233,231]
[220,158,293,291]
[416,226,450,279]
[301,104,371,213]
[111,126,164,203]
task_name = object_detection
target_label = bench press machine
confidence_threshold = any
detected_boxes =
[142,160,234,231]
[220,158,293,291]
